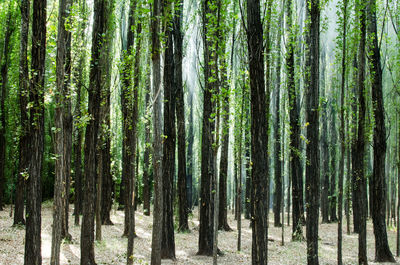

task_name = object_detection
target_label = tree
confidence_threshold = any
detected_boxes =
[0,6,15,212]
[24,0,46,263]
[142,70,151,217]
[286,0,304,241]
[367,0,396,261]
[353,1,368,262]
[51,0,72,261]
[198,0,218,256]
[174,0,189,233]
[247,0,269,263]
[150,0,163,262]
[337,0,348,263]
[304,0,320,263]
[81,0,111,263]
[127,11,142,265]
[15,0,30,226]
[161,1,176,258]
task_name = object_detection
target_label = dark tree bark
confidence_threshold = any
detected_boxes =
[127,17,142,265]
[320,50,329,224]
[161,22,176,260]
[24,0,46,263]
[51,0,72,261]
[0,8,14,212]
[198,0,218,256]
[218,43,232,232]
[73,68,83,226]
[81,0,110,263]
[150,0,163,263]
[174,0,189,233]
[121,0,137,237]
[286,0,304,241]
[353,2,368,262]
[273,16,283,227]
[98,10,114,227]
[367,0,395,261]
[142,73,151,216]
[304,0,320,263]
[73,0,87,226]
[15,0,30,225]
[330,105,338,223]
[337,0,348,263]
[62,16,73,241]
[247,0,269,263]
[187,92,194,211]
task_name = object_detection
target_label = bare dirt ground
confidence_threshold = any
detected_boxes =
[0,202,399,264]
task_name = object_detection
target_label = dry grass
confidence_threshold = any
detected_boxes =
[0,202,399,264]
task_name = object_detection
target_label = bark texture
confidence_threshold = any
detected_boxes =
[305,0,320,263]
[247,0,269,263]
[25,0,46,263]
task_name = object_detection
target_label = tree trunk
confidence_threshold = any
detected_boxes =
[126,16,142,265]
[397,113,400,257]
[73,0,87,226]
[305,0,320,263]
[0,8,14,212]
[174,0,189,233]
[24,0,46,263]
[367,0,395,261]
[198,0,217,256]
[15,0,29,225]
[354,2,368,263]
[73,54,84,226]
[51,0,72,261]
[320,50,330,224]
[187,93,194,212]
[286,0,304,241]
[330,105,338,223]
[160,16,176,260]
[142,70,151,216]
[81,0,110,263]
[150,0,163,262]
[273,14,283,227]
[247,0,269,263]
[338,1,348,263]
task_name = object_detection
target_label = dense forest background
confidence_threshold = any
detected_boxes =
[0,0,399,264]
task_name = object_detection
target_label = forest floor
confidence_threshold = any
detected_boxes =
[0,202,399,264]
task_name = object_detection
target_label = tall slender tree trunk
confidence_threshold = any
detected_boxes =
[305,0,320,263]
[273,13,283,227]
[73,0,87,226]
[367,0,395,261]
[187,92,194,212]
[174,0,189,233]
[161,15,176,260]
[0,8,14,212]
[24,0,46,263]
[142,70,151,216]
[397,113,400,257]
[320,50,329,224]
[286,0,303,241]
[330,105,338,223]
[81,0,110,263]
[150,0,163,263]
[126,16,142,265]
[354,2,368,263]
[51,0,72,261]
[62,17,73,241]
[121,0,137,237]
[15,0,30,226]
[198,0,218,256]
[247,0,269,263]
[338,1,348,263]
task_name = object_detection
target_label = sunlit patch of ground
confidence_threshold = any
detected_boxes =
[0,202,399,264]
